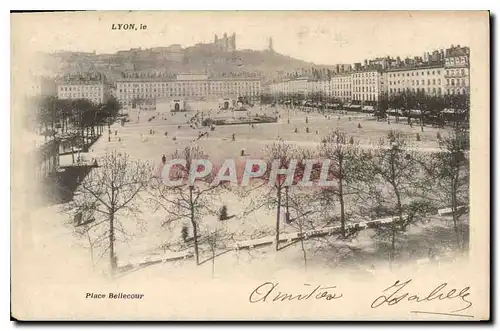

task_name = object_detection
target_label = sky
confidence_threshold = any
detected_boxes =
[11,11,487,66]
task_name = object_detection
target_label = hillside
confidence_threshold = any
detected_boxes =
[38,44,327,84]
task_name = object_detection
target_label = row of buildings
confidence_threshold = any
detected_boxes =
[269,45,470,105]
[30,72,262,110]
[114,73,261,108]
[30,44,469,109]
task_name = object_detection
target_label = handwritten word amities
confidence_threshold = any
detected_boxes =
[249,282,343,303]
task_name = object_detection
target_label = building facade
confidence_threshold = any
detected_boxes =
[330,73,352,102]
[267,44,470,107]
[387,65,445,97]
[57,79,110,104]
[115,73,261,108]
[28,76,57,98]
[351,70,386,104]
[213,33,236,52]
[444,45,470,95]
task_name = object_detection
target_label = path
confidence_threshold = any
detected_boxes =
[117,205,467,273]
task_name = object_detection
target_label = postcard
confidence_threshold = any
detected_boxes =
[10,11,490,321]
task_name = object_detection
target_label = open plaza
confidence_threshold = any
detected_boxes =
[35,101,466,279]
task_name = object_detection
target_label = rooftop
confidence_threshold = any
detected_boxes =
[386,63,445,72]
[115,77,261,83]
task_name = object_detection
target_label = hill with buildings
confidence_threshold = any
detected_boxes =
[38,33,323,83]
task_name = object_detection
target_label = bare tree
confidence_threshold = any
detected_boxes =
[262,140,298,251]
[150,146,223,265]
[200,221,234,277]
[318,130,370,238]
[367,134,430,267]
[420,130,470,251]
[284,189,322,272]
[69,152,152,275]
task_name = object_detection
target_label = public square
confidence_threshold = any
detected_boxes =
[52,103,465,278]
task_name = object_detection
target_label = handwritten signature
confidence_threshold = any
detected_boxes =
[371,279,472,313]
[249,282,343,303]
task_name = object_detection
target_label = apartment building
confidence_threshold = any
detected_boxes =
[330,73,352,102]
[387,66,445,97]
[351,69,386,104]
[57,79,110,104]
[444,45,470,95]
[115,73,261,107]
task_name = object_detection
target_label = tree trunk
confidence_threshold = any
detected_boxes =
[86,230,95,270]
[298,220,308,272]
[189,186,200,265]
[211,250,215,277]
[109,209,116,275]
[285,186,290,223]
[275,186,282,251]
[338,156,346,238]
[390,185,404,269]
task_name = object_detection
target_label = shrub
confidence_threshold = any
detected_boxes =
[219,205,228,221]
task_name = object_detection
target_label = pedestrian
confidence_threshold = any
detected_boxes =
[162,154,166,165]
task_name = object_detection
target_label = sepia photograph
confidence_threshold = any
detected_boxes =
[10,11,490,321]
